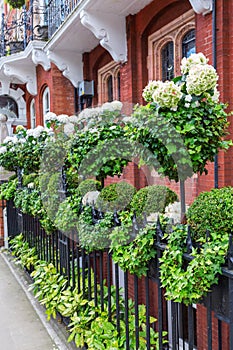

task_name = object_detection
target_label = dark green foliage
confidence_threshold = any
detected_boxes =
[130,185,178,216]
[96,181,136,211]
[77,178,101,197]
[187,186,233,240]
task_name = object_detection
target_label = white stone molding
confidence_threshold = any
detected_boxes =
[188,0,212,15]
[80,10,127,63]
[3,63,37,96]
[47,50,83,87]
[0,87,26,131]
[32,49,51,71]
[0,78,11,95]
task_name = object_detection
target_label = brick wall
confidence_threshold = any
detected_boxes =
[35,64,75,126]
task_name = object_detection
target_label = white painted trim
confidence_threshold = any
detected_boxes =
[188,0,212,15]
[80,9,127,62]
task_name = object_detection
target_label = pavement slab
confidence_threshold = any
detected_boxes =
[0,250,76,350]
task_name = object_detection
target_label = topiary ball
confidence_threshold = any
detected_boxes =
[96,181,136,211]
[187,186,233,240]
[77,179,101,197]
[130,185,178,216]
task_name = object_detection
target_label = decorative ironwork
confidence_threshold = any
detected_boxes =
[47,0,84,38]
[0,0,48,57]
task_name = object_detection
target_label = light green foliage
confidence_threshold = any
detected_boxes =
[110,221,157,277]
[77,206,113,252]
[159,225,228,305]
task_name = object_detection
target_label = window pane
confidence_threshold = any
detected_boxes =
[162,41,174,81]
[107,76,113,102]
[182,29,196,58]
[117,72,121,101]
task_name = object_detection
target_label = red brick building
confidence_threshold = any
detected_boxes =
[0,0,233,348]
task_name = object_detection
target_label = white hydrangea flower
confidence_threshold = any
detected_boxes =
[64,123,75,136]
[110,100,123,111]
[26,129,34,137]
[3,136,15,143]
[0,146,7,154]
[57,114,69,124]
[184,103,190,108]
[44,112,57,121]
[102,102,114,111]
[33,126,45,138]
[165,201,189,224]
[152,81,183,109]
[181,53,208,75]
[186,64,218,96]
[142,80,162,102]
[68,115,79,124]
[185,94,192,102]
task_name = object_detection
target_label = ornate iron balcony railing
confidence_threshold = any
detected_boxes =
[0,0,48,57]
[47,0,84,38]
[0,0,84,57]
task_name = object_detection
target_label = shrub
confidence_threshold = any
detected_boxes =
[130,185,178,216]
[96,181,136,211]
[187,186,233,240]
[77,179,101,197]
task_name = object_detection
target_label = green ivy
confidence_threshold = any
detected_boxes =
[159,225,228,305]
[110,221,157,277]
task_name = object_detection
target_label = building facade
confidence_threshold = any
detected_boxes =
[0,0,233,348]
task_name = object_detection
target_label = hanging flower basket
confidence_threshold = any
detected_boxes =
[6,0,25,9]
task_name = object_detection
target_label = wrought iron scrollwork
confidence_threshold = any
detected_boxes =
[0,0,48,57]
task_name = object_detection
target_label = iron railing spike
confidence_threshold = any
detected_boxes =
[186,225,193,254]
[156,215,163,242]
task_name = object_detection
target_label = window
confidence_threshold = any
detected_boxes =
[0,95,18,117]
[42,86,50,125]
[161,41,174,81]
[182,29,196,58]
[98,61,121,104]
[30,99,36,128]
[107,75,113,102]
[148,10,195,81]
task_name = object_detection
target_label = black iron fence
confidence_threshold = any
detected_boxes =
[5,200,233,350]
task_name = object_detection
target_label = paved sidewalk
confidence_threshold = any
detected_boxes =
[0,250,75,350]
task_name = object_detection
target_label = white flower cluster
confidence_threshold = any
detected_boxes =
[26,125,47,138]
[165,201,189,224]
[181,52,208,75]
[142,53,220,110]
[152,81,183,110]
[142,80,162,103]
[44,112,79,125]
[186,64,218,96]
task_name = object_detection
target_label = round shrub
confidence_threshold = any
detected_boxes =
[187,186,233,240]
[77,179,101,197]
[96,181,136,211]
[130,185,178,216]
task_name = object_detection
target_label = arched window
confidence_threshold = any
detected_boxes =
[107,75,113,102]
[30,99,36,128]
[98,62,121,104]
[161,41,174,81]
[42,86,50,125]
[0,95,18,117]
[117,71,121,101]
[148,10,195,80]
[182,29,196,58]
